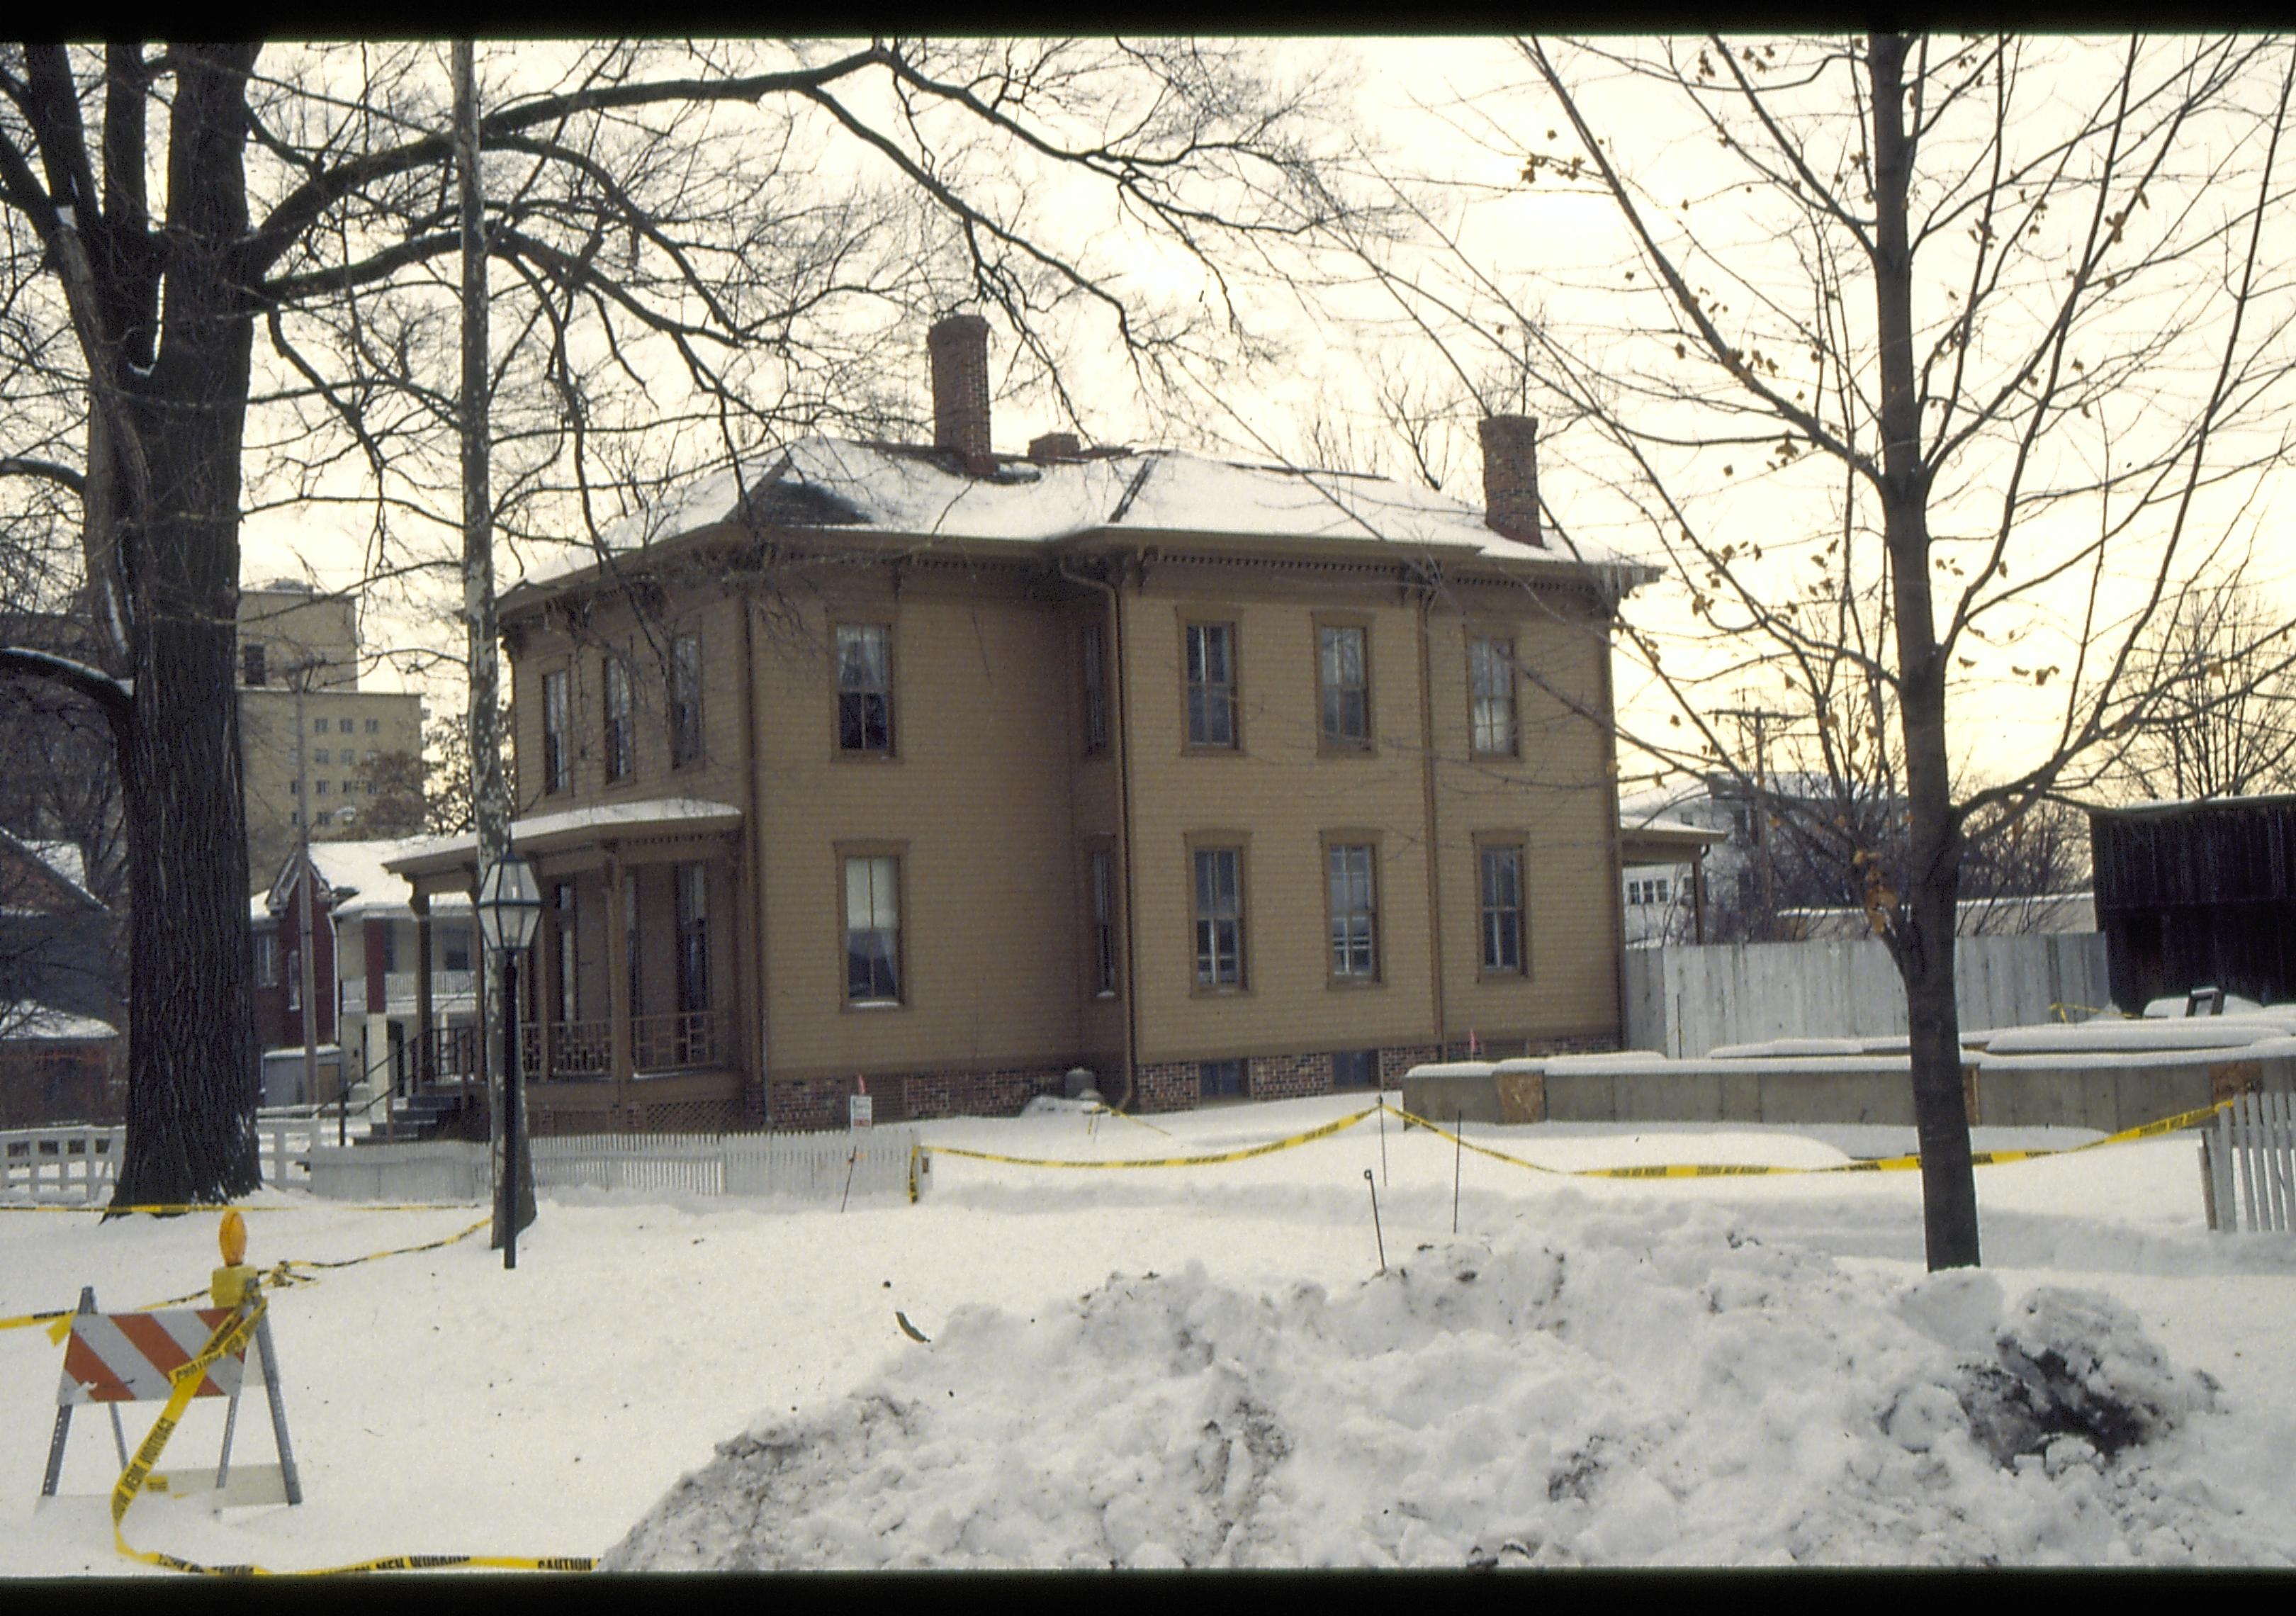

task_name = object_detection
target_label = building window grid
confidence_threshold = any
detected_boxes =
[1184,623,1237,748]
[1081,622,1109,755]
[844,854,901,1003]
[1089,849,1118,997]
[1327,842,1379,980]
[602,656,633,783]
[1318,624,1371,748]
[541,669,570,794]
[624,871,642,1019]
[675,862,710,1013]
[670,636,703,768]
[553,882,577,1023]
[1193,846,1245,988]
[1480,844,1528,975]
[1469,638,1518,756]
[837,626,893,754]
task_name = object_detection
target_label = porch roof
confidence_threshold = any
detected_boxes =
[382,797,743,884]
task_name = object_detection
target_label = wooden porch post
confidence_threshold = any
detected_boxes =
[533,863,554,1086]
[606,846,631,1118]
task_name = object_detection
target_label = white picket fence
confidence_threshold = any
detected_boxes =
[1,1117,320,1205]
[2205,1089,2296,1233]
[529,1128,925,1203]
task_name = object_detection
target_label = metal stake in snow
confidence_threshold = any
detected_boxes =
[840,1148,860,1213]
[1364,1169,1386,1274]
[1453,1109,1464,1235]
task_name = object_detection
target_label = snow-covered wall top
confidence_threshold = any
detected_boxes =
[509,439,1652,596]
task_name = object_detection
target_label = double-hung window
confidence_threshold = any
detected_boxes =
[1327,841,1379,981]
[675,863,710,1013]
[1318,624,1371,749]
[1081,622,1109,755]
[1469,637,1517,756]
[844,853,901,1003]
[1184,622,1237,748]
[1192,845,1245,989]
[1479,841,1528,975]
[553,882,578,1023]
[669,636,703,768]
[1088,848,1118,997]
[602,656,632,782]
[541,668,570,793]
[837,625,893,754]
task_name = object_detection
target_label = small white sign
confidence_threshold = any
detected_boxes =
[849,1094,873,1129]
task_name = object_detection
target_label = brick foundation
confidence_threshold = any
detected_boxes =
[767,1065,1067,1133]
[758,1036,1621,1130]
[1247,1050,1332,1101]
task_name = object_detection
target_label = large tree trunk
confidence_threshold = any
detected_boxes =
[1869,32,1980,1269]
[108,46,262,1208]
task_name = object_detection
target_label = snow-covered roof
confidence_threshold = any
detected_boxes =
[262,836,475,921]
[28,840,86,892]
[509,438,1654,598]
[0,1002,117,1042]
[386,797,745,877]
[0,827,103,912]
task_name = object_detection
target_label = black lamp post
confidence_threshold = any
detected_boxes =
[476,853,543,1269]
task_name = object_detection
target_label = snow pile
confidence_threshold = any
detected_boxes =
[607,1207,2270,1570]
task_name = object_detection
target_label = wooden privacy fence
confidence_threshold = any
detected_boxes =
[528,1128,925,1203]
[2,1118,319,1205]
[1623,932,2112,1058]
[2203,1089,2296,1233]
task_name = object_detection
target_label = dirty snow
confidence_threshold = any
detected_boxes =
[5,1093,2296,1573]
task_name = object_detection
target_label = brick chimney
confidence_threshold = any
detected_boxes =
[928,313,993,468]
[1479,414,1544,547]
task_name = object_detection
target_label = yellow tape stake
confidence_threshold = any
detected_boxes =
[932,1105,1378,1169]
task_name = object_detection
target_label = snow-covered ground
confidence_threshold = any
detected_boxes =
[6,1093,2296,1572]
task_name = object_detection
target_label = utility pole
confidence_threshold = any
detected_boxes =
[1713,703,1794,938]
[293,663,319,1114]
[456,41,529,1247]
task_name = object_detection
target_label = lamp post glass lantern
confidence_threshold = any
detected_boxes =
[477,855,542,1268]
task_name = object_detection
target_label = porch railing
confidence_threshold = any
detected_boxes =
[420,1009,735,1084]
[633,1009,731,1073]
[422,1024,482,1082]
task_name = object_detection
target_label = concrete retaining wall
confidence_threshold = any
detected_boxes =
[1400,1048,2296,1135]
[303,1141,488,1203]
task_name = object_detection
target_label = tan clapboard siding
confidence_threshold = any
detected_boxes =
[1120,566,1439,1065]
[1429,587,1620,1043]
[753,580,1086,1074]
[500,544,1628,1089]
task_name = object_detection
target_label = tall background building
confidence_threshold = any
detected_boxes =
[238,582,424,879]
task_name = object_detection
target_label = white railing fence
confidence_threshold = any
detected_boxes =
[529,1128,924,1203]
[3,1117,320,1204]
[2205,1089,2296,1233]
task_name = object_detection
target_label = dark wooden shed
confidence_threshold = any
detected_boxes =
[2088,794,2296,1011]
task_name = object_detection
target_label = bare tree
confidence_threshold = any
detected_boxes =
[1341,34,2296,1268]
[2108,560,2296,800]
[0,40,1359,1204]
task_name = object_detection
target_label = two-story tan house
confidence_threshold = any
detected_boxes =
[388,317,1654,1130]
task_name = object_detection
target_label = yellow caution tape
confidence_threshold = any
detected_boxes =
[2,1200,485,1215]
[100,1288,593,1577]
[9,1216,492,1337]
[932,1105,1378,1168]
[1380,1099,2234,1181]
[1087,1104,1175,1138]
